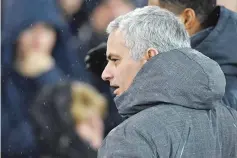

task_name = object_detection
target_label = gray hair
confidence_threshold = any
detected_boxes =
[107,6,191,60]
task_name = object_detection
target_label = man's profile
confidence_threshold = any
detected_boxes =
[98,6,237,158]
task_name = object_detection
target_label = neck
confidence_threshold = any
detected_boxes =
[188,22,203,36]
[190,6,219,36]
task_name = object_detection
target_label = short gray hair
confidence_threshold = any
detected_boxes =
[107,6,191,60]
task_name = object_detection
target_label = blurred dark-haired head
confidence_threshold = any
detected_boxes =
[30,81,107,157]
[148,0,217,35]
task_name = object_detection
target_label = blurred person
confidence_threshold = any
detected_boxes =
[84,0,135,53]
[30,81,107,158]
[68,0,107,60]
[1,0,90,157]
[59,0,84,18]
[98,6,237,157]
[66,0,134,59]
[148,0,237,109]
[85,43,108,77]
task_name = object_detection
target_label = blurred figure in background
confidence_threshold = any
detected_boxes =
[31,81,107,158]
[59,0,84,18]
[148,0,237,109]
[2,0,90,157]
[73,0,135,57]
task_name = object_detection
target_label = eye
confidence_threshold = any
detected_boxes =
[111,58,118,63]
[110,58,120,65]
[107,55,120,65]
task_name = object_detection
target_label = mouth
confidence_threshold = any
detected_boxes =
[110,85,119,95]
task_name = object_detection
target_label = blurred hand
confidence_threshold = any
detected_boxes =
[71,82,107,149]
[77,114,104,150]
[15,23,56,77]
[85,43,107,78]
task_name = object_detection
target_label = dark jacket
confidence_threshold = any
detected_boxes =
[191,6,237,109]
[98,48,237,158]
[1,0,89,156]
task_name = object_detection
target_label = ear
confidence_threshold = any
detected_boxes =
[179,8,196,30]
[144,48,159,61]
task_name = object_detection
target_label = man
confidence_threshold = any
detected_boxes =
[86,0,237,110]
[98,6,237,158]
[148,0,237,109]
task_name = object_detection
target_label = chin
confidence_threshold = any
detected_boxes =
[116,90,125,96]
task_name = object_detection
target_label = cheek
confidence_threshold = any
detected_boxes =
[17,30,34,58]
[18,30,33,49]
[38,31,56,51]
[118,62,139,88]
[126,61,144,82]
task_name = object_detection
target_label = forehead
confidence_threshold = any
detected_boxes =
[106,30,129,57]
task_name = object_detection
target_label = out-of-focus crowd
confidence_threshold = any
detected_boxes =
[2,0,146,157]
[1,0,237,158]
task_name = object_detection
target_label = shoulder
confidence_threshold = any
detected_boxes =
[99,106,180,157]
[98,109,161,158]
[107,105,181,141]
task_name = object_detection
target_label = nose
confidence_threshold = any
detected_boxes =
[101,64,113,81]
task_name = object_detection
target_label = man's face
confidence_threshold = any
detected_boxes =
[101,30,146,96]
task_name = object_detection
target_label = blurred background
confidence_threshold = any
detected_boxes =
[1,0,236,158]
